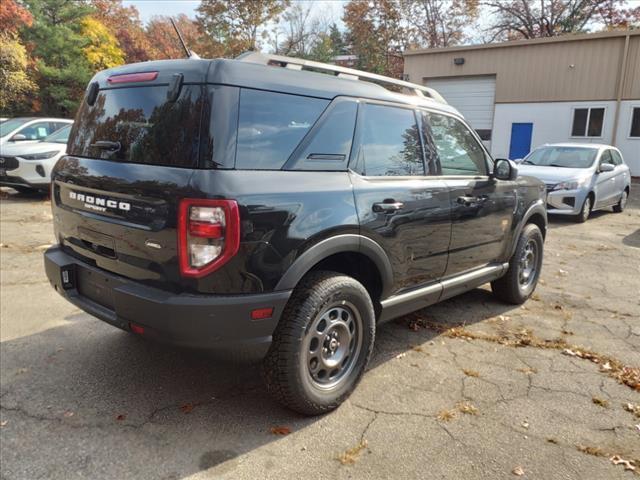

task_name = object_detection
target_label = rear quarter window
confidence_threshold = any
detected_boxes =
[235,89,329,170]
[68,85,204,168]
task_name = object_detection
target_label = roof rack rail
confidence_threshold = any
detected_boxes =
[236,51,447,105]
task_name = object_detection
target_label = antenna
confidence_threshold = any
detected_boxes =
[170,17,199,59]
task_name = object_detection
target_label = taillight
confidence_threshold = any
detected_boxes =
[178,199,240,278]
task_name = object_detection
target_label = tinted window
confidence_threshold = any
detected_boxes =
[571,109,588,136]
[68,85,204,167]
[523,147,597,169]
[572,107,604,137]
[425,113,487,176]
[631,107,640,137]
[288,99,357,171]
[236,89,329,170]
[358,104,423,176]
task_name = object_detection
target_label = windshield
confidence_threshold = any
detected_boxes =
[44,125,72,144]
[523,146,597,168]
[0,118,31,137]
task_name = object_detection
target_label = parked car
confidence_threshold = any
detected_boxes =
[43,54,547,415]
[0,124,72,192]
[0,118,8,123]
[517,143,631,222]
[0,117,72,146]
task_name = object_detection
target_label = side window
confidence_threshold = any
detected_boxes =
[630,107,640,138]
[599,150,614,166]
[357,103,424,176]
[236,89,329,170]
[611,150,623,165]
[424,113,487,176]
[17,122,52,140]
[287,99,358,171]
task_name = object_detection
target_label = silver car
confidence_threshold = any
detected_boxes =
[517,143,631,222]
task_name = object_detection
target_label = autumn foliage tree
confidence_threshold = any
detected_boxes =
[197,0,289,57]
[1,0,34,35]
[81,17,125,70]
[146,14,205,60]
[0,36,37,114]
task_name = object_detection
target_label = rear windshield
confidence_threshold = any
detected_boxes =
[68,85,204,167]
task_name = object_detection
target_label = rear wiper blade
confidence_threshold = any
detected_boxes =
[90,140,121,151]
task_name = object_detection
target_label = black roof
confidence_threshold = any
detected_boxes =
[91,58,457,115]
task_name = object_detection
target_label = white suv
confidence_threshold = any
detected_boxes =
[0,117,72,146]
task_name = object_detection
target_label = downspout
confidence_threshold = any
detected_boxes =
[611,33,630,147]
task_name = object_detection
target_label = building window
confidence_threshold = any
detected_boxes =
[630,107,640,138]
[571,107,604,137]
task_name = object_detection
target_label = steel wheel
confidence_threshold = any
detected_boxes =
[518,239,538,289]
[581,196,591,222]
[304,302,363,390]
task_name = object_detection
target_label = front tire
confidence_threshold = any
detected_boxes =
[613,189,628,213]
[575,195,592,223]
[262,271,375,416]
[491,223,544,304]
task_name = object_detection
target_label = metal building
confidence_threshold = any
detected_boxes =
[404,30,640,175]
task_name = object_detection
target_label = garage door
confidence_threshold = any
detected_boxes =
[426,76,496,146]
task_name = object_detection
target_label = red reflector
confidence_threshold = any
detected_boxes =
[251,308,274,320]
[189,221,223,238]
[129,323,145,334]
[108,71,158,84]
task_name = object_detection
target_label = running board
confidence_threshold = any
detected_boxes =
[378,263,508,323]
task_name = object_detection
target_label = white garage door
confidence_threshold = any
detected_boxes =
[426,76,496,145]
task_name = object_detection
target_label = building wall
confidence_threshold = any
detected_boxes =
[404,31,640,103]
[492,100,640,175]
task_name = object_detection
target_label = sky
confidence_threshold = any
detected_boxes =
[122,0,347,26]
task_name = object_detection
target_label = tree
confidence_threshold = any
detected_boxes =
[145,14,206,60]
[401,0,479,48]
[21,0,95,116]
[196,0,289,57]
[597,0,640,30]
[329,23,346,55]
[483,0,617,40]
[0,36,37,114]
[81,17,125,70]
[91,0,153,63]
[0,0,33,35]
[343,0,407,77]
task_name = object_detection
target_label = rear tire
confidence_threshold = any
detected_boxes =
[262,271,375,416]
[613,189,628,213]
[574,195,592,223]
[491,223,544,305]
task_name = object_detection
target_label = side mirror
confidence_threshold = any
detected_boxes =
[493,158,518,181]
[11,134,27,141]
[599,163,615,173]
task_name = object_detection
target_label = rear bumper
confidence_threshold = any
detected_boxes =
[44,246,291,352]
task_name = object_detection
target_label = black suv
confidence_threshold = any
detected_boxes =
[44,53,547,415]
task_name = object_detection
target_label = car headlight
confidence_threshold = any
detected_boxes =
[18,151,60,160]
[553,178,588,191]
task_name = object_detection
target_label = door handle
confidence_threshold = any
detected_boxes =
[372,201,404,213]
[457,195,478,206]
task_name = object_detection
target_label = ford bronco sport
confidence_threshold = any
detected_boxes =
[44,53,547,415]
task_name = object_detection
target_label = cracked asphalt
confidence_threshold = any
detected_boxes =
[1,184,639,480]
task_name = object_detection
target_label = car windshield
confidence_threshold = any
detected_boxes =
[44,125,72,144]
[0,118,31,137]
[522,146,597,168]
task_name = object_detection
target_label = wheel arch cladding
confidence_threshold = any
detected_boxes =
[274,234,393,301]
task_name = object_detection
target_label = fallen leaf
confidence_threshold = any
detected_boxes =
[270,426,291,435]
[63,411,74,418]
[610,455,637,472]
[180,403,194,414]
[337,440,368,465]
[395,353,406,359]
[592,397,609,408]
[456,402,478,415]
[546,438,558,444]
[512,466,525,476]
[517,367,538,375]
[463,369,480,377]
[116,414,126,421]
[622,402,640,418]
[553,304,563,310]
[437,409,457,422]
[521,420,529,429]
[0,421,7,427]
